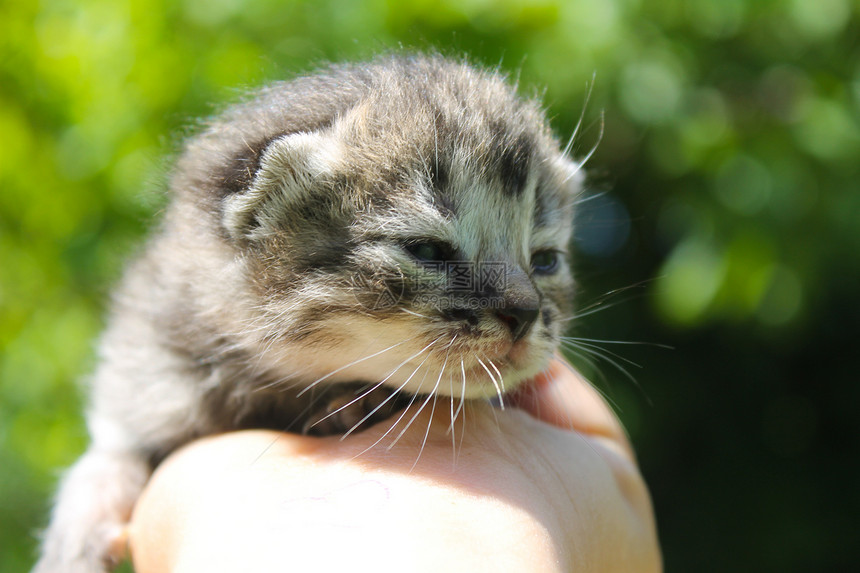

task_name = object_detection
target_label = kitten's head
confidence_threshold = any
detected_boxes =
[177,54,581,399]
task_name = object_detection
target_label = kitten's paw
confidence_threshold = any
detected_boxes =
[100,522,130,570]
[35,447,148,573]
[34,521,128,573]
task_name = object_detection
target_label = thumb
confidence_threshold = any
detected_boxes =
[509,356,635,461]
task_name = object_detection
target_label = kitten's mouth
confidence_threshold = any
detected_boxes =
[467,333,535,365]
[450,338,535,379]
[476,339,515,361]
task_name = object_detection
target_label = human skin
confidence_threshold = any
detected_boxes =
[129,359,662,572]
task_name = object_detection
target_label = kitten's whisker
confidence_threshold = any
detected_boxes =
[449,359,468,465]
[411,392,439,472]
[253,330,393,394]
[286,384,354,434]
[308,383,385,431]
[563,336,674,350]
[341,338,442,440]
[319,334,451,432]
[400,308,432,320]
[566,111,604,182]
[558,294,651,324]
[584,279,657,309]
[253,365,309,393]
[388,378,436,450]
[487,359,506,395]
[297,339,409,397]
[561,338,643,368]
[448,371,457,463]
[457,359,467,463]
[477,357,504,410]
[557,303,618,322]
[559,339,649,404]
[388,335,453,451]
[561,279,658,325]
[555,359,623,413]
[571,190,608,207]
[352,380,425,455]
[560,346,603,380]
[308,339,434,427]
[448,369,455,436]
[453,359,467,424]
[562,71,597,159]
[442,338,459,444]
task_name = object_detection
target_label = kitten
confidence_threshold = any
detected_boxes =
[34,53,582,572]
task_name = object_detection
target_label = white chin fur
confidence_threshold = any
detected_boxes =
[269,315,551,400]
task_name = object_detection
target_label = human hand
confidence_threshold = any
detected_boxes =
[129,358,661,572]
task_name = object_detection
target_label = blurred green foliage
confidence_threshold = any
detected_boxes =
[1,0,858,571]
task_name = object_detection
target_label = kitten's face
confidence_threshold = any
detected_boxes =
[215,65,579,400]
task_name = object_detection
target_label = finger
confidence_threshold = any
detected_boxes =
[509,356,634,460]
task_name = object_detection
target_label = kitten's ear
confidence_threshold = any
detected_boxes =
[222,131,339,241]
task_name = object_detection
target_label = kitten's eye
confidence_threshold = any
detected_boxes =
[406,241,447,262]
[531,250,560,275]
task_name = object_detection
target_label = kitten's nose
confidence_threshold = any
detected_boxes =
[495,306,539,342]
[493,264,541,342]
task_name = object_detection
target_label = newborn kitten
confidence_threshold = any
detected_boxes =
[34,53,582,572]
